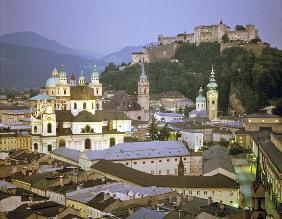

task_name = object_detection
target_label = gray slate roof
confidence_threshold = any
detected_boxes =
[127,207,166,219]
[83,141,189,161]
[51,147,81,162]
[203,145,235,174]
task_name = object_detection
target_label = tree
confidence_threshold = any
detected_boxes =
[229,142,244,155]
[222,34,229,43]
[147,118,159,141]
[218,138,229,147]
[176,106,183,114]
[235,25,246,31]
[273,99,282,117]
[159,124,171,141]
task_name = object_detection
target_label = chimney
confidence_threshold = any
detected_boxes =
[176,195,182,206]
[22,167,27,176]
[208,197,212,206]
[128,207,134,215]
[219,200,225,211]
[73,174,78,184]
[59,176,64,187]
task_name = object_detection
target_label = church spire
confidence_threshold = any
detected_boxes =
[79,70,85,85]
[207,65,218,89]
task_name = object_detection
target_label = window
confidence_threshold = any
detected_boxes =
[96,89,99,95]
[47,123,52,133]
[188,190,192,195]
[85,125,91,133]
[59,139,65,147]
[64,90,66,94]
[96,103,99,110]
[212,191,215,195]
[126,162,129,165]
[47,144,52,152]
[212,100,215,104]
[110,138,115,147]
[175,158,178,161]
[144,88,147,94]
[143,161,146,164]
[204,190,207,195]
[183,158,186,161]
[159,160,162,163]
[83,102,87,109]
[151,161,154,163]
[85,138,91,150]
[34,126,38,133]
[134,162,137,165]
[34,143,38,151]
[137,116,141,120]
[74,102,77,109]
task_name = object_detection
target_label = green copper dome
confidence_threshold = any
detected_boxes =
[46,77,60,88]
[207,66,218,89]
[196,87,206,102]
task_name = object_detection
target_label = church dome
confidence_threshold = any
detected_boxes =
[46,77,60,88]
[207,81,218,89]
[196,94,206,102]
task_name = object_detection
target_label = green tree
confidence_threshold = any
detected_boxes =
[158,124,171,141]
[273,99,282,117]
[222,34,229,43]
[235,25,246,31]
[147,118,159,141]
[177,106,183,114]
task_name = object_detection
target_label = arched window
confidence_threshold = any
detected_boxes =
[47,144,52,152]
[96,103,99,110]
[138,116,141,120]
[83,102,87,109]
[59,139,65,147]
[110,137,116,147]
[85,138,91,149]
[34,143,38,151]
[92,102,94,109]
[34,126,37,133]
[96,89,99,95]
[212,100,215,104]
[74,102,77,109]
[85,125,91,133]
[47,123,52,133]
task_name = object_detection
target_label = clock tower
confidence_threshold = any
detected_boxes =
[207,66,218,121]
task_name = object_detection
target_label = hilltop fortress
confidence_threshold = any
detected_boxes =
[132,21,264,64]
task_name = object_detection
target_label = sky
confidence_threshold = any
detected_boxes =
[1,0,282,55]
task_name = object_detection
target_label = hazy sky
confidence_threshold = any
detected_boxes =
[1,0,282,55]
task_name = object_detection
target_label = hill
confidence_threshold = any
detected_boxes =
[101,45,148,64]
[0,31,78,56]
[0,42,106,89]
[100,42,282,114]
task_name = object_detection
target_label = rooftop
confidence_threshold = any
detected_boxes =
[83,140,189,161]
[91,160,239,189]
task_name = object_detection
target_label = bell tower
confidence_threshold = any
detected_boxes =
[90,64,102,96]
[137,62,149,112]
[206,66,218,121]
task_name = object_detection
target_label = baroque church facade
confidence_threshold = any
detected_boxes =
[189,66,218,121]
[29,65,132,154]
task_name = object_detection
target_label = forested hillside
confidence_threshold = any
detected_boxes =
[100,42,282,114]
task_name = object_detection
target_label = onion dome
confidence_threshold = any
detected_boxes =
[196,87,206,102]
[207,65,218,89]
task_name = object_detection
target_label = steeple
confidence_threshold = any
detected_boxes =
[52,67,58,77]
[79,70,85,85]
[91,64,99,84]
[59,64,66,78]
[196,86,206,111]
[140,62,147,82]
[207,65,218,90]
[70,73,76,87]
[178,157,184,176]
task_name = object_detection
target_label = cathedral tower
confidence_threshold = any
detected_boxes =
[137,63,149,112]
[206,66,218,120]
[79,71,86,85]
[90,64,102,96]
